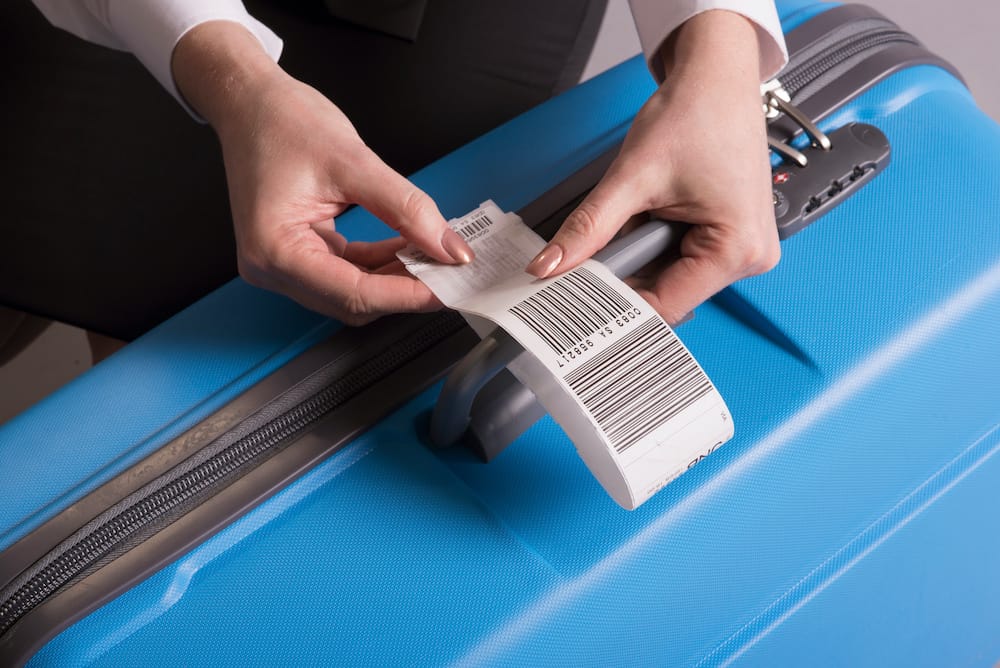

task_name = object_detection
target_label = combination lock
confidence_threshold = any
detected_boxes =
[770,122,891,239]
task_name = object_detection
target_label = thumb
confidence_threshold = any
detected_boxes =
[347,153,474,265]
[526,171,637,278]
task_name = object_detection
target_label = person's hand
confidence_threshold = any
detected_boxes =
[526,10,779,325]
[172,21,473,325]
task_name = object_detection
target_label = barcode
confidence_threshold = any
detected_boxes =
[508,267,634,354]
[564,318,713,454]
[455,213,494,240]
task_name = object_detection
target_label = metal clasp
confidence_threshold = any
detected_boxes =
[763,78,835,169]
[762,78,833,151]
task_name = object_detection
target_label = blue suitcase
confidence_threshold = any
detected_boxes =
[3,2,1000,665]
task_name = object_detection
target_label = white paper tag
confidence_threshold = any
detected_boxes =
[399,201,734,509]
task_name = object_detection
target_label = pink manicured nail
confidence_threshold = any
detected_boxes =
[441,228,474,264]
[525,243,563,278]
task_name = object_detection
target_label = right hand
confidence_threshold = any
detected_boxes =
[172,21,473,325]
[526,10,779,326]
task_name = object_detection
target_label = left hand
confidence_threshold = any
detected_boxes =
[171,21,473,326]
[525,10,780,325]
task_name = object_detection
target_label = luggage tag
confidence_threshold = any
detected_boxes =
[398,201,733,510]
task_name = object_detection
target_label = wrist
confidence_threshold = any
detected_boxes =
[658,10,762,84]
[171,20,286,134]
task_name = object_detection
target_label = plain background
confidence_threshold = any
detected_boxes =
[1,0,998,424]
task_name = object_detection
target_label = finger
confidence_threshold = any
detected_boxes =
[268,246,441,325]
[371,258,407,275]
[369,258,445,308]
[352,271,441,315]
[639,251,743,325]
[617,211,652,237]
[310,219,409,269]
[345,155,473,266]
[310,221,348,256]
[342,237,408,269]
[623,275,646,291]
[526,168,642,278]
[614,275,696,327]
[638,235,780,323]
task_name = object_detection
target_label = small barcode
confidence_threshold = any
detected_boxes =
[508,267,633,354]
[456,213,494,240]
[564,318,713,454]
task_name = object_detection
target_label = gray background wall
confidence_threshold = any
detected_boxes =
[583,0,1000,119]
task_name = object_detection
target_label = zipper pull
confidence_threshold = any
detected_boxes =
[767,135,808,168]
[761,78,833,151]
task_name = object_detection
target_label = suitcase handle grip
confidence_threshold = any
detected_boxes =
[429,219,688,450]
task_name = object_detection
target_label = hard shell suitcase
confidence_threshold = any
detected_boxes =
[3,2,1000,665]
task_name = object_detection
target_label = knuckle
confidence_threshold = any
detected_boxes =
[628,161,666,203]
[342,140,371,164]
[337,311,370,327]
[742,231,781,275]
[335,138,372,168]
[397,188,434,232]
[729,236,781,277]
[340,276,373,323]
[755,240,782,274]
[562,203,602,240]
[332,144,375,192]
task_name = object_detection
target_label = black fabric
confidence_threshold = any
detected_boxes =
[322,0,429,41]
[0,0,606,340]
[0,0,605,340]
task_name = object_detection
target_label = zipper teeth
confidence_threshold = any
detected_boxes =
[0,312,464,638]
[782,28,918,97]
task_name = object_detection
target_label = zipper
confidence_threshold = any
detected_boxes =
[0,311,466,639]
[773,27,918,101]
[762,22,920,165]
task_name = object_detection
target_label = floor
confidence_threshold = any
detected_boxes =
[1,0,998,425]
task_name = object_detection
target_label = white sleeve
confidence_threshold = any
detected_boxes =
[627,0,788,82]
[30,0,282,115]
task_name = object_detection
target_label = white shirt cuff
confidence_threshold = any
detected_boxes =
[628,0,788,83]
[38,0,279,119]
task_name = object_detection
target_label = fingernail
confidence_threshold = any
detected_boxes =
[525,243,564,278]
[441,228,474,264]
